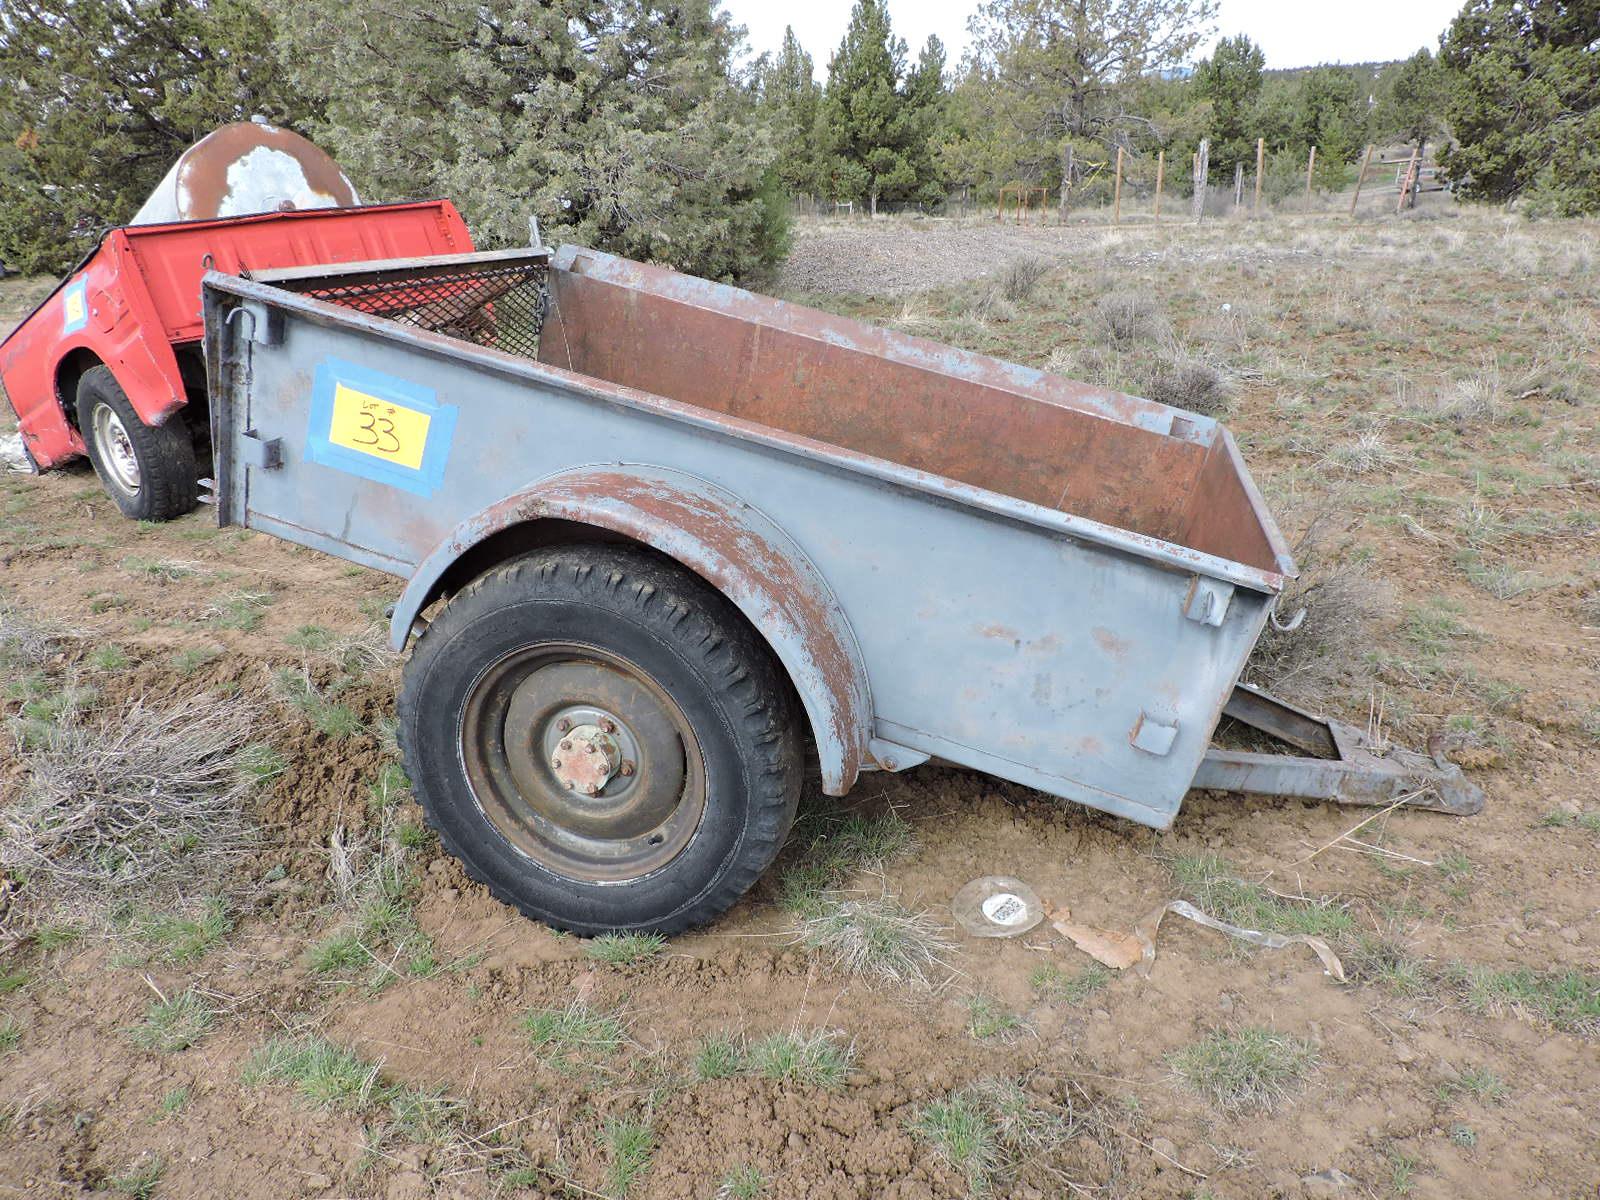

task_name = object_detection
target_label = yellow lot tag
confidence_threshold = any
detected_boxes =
[63,289,87,327]
[327,382,431,470]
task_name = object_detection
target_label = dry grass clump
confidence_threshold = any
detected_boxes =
[1139,353,1233,416]
[0,601,79,667]
[0,694,258,929]
[994,254,1050,302]
[1094,290,1172,346]
[1245,515,1391,700]
[791,895,953,988]
[909,1078,1074,1196]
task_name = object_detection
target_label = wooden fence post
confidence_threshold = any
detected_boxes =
[1154,149,1165,218]
[1233,162,1244,208]
[1061,146,1074,220]
[1113,146,1124,224]
[1254,138,1264,215]
[1192,139,1209,223]
[1396,146,1420,214]
[1350,143,1374,216]
[1305,146,1316,205]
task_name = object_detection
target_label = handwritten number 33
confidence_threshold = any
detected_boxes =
[353,410,402,454]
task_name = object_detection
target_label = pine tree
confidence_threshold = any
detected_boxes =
[1192,34,1265,177]
[818,0,916,215]
[902,35,952,206]
[756,27,824,198]
[0,0,311,272]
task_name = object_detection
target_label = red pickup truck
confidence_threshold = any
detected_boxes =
[0,200,474,519]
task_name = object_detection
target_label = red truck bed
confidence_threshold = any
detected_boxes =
[0,200,473,470]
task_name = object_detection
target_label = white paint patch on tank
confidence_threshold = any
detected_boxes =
[209,146,353,218]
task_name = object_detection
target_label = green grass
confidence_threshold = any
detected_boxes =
[0,1015,21,1055]
[33,923,81,951]
[778,808,914,913]
[1029,961,1110,1005]
[1168,853,1353,937]
[237,743,289,786]
[910,1088,998,1195]
[1442,1066,1506,1104]
[286,624,336,652]
[272,668,364,738]
[243,1034,380,1109]
[128,988,215,1053]
[521,1001,627,1070]
[601,1116,654,1198]
[366,762,410,810]
[126,899,230,965]
[716,1165,766,1198]
[1344,936,1433,998]
[89,643,129,670]
[170,645,222,675]
[108,1154,164,1199]
[207,590,274,632]
[584,932,667,967]
[909,1079,1069,1198]
[1458,966,1600,1033]
[0,968,29,996]
[1168,1027,1318,1112]
[745,1030,853,1088]
[965,994,1024,1041]
[156,1087,190,1119]
[692,1032,744,1081]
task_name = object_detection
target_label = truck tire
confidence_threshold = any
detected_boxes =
[76,365,197,521]
[398,544,803,935]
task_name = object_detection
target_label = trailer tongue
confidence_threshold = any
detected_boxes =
[201,245,1482,935]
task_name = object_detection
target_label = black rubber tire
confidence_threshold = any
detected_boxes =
[398,544,803,935]
[76,365,197,521]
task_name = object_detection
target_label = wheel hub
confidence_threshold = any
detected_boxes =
[92,404,141,494]
[459,645,705,883]
[551,722,624,796]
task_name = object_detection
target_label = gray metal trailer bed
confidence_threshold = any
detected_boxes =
[201,244,1480,933]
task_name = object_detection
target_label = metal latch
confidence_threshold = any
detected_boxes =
[240,430,283,470]
[1129,709,1179,756]
[1182,576,1233,626]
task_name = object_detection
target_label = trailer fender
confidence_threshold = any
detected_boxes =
[390,465,874,795]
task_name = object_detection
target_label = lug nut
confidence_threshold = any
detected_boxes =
[552,757,563,769]
[586,743,599,755]
[620,761,635,777]
[560,738,572,751]
[599,718,617,734]
[556,718,572,733]
[584,782,601,795]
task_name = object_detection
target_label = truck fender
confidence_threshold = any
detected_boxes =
[389,464,874,796]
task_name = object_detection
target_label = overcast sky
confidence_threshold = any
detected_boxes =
[725,0,1461,75]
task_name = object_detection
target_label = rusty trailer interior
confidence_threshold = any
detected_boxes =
[538,250,1292,579]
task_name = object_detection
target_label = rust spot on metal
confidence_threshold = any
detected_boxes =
[1092,627,1131,661]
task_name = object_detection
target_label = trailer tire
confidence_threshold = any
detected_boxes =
[76,366,197,521]
[398,544,802,936]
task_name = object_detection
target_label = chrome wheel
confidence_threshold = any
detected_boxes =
[459,642,706,883]
[91,403,141,495]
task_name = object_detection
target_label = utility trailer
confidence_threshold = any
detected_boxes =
[202,245,1482,934]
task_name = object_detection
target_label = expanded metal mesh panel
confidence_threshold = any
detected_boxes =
[282,259,548,359]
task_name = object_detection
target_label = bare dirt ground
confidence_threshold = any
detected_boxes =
[1,206,1597,1200]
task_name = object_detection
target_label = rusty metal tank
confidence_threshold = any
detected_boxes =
[131,119,360,226]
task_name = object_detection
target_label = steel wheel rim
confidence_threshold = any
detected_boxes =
[459,642,706,883]
[92,403,141,495]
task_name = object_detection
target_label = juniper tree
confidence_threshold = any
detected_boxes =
[755,26,825,198]
[1438,0,1600,214]
[0,0,309,272]
[275,0,784,279]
